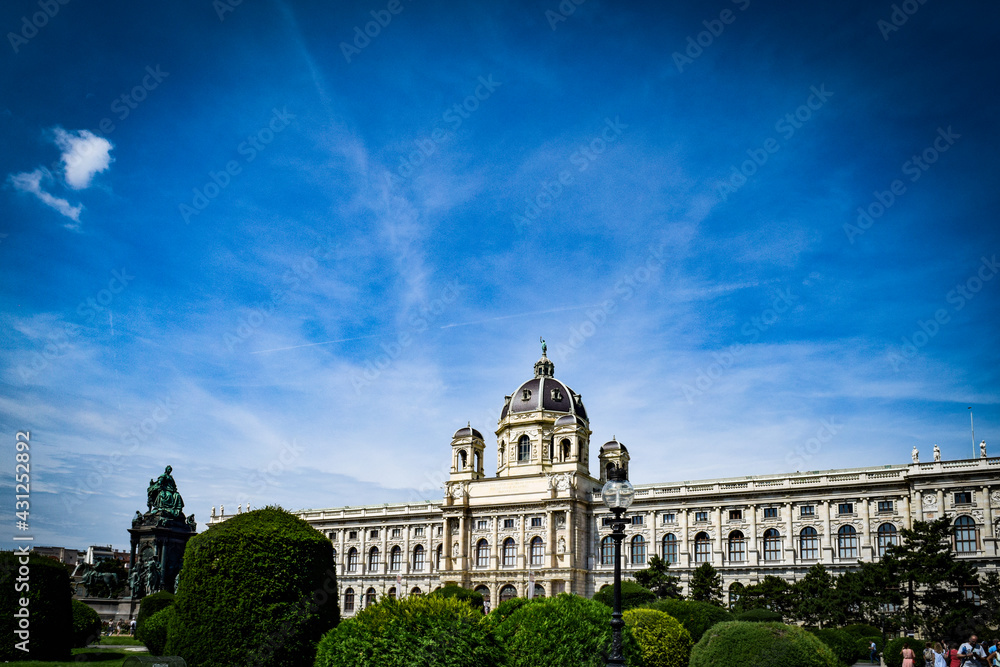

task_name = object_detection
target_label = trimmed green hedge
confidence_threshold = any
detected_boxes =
[594,581,656,611]
[165,506,339,667]
[690,621,839,667]
[842,623,881,639]
[735,608,783,623]
[883,637,925,667]
[480,596,539,632]
[71,599,102,648]
[493,593,641,667]
[0,551,73,661]
[623,608,693,667]
[430,584,485,614]
[136,591,174,648]
[810,628,857,667]
[643,598,734,642]
[142,606,175,655]
[314,595,498,667]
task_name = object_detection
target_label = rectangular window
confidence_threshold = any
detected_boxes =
[729,510,743,521]
[476,520,488,530]
[763,508,778,519]
[877,501,893,513]
[329,531,338,540]
[391,528,401,538]
[631,515,644,526]
[370,529,379,539]
[531,517,543,527]
[503,519,515,529]
[348,530,358,540]
[800,505,815,517]
[414,527,424,536]
[695,511,708,522]
[662,513,676,524]
[344,590,355,612]
[954,491,973,505]
[436,526,443,537]
[838,503,854,515]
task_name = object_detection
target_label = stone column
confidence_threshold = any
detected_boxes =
[714,507,724,567]
[492,515,500,568]
[937,489,945,520]
[785,502,795,563]
[381,526,388,576]
[860,498,872,560]
[680,509,690,566]
[901,494,912,530]
[338,530,346,577]
[914,490,923,522]
[518,513,526,568]
[821,501,832,563]
[567,504,577,569]
[748,504,759,565]
[404,524,411,575]
[458,514,467,572]
[547,509,555,568]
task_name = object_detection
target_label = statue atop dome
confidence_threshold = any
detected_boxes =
[540,336,547,356]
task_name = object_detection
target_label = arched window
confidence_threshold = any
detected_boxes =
[532,583,546,598]
[600,536,614,565]
[389,545,401,571]
[499,584,517,603]
[331,548,337,566]
[476,539,490,568]
[499,442,505,465]
[518,435,530,462]
[388,586,396,600]
[799,527,818,560]
[561,439,571,461]
[347,547,359,572]
[837,525,858,559]
[630,535,646,565]
[876,524,898,557]
[410,587,422,596]
[530,537,544,566]
[475,451,481,471]
[412,544,425,571]
[436,544,443,569]
[474,585,490,607]
[458,449,468,469]
[368,547,380,572]
[343,587,355,612]
[606,462,614,479]
[955,516,977,553]
[728,531,746,562]
[694,532,711,563]
[763,529,782,562]
[365,587,376,606]
[502,538,516,567]
[548,438,554,461]
[662,533,678,564]
[729,582,743,609]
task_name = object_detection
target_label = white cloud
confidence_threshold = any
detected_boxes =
[9,169,82,226]
[53,128,114,189]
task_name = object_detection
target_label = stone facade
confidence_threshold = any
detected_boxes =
[208,353,1000,616]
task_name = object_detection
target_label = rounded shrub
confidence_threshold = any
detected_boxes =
[810,628,857,667]
[644,598,734,642]
[690,621,839,667]
[623,608,693,667]
[883,637,925,667]
[165,506,339,667]
[139,606,175,655]
[493,593,641,667]
[71,599,102,648]
[314,595,499,667]
[593,580,656,611]
[735,608,783,623]
[136,590,174,647]
[0,551,73,661]
[856,636,882,662]
[480,596,539,632]
[430,583,485,614]
[842,623,882,639]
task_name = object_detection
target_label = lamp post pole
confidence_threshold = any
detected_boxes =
[607,506,627,667]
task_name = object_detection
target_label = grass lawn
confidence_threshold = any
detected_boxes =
[3,646,148,666]
[93,636,145,646]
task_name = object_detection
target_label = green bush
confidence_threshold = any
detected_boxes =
[71,599,102,648]
[314,595,499,667]
[593,580,656,611]
[493,593,641,667]
[623,608,693,667]
[883,637,925,667]
[140,606,175,655]
[165,506,339,667]
[0,551,73,661]
[480,596,539,632]
[735,608,783,623]
[842,623,881,639]
[690,621,839,667]
[810,628,857,667]
[136,590,174,647]
[644,598,734,642]
[430,584,485,614]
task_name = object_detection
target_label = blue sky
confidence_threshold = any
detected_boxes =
[2,0,998,551]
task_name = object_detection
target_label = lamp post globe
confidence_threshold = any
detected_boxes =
[602,464,633,667]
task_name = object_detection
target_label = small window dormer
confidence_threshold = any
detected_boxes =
[522,388,532,401]
[551,388,563,401]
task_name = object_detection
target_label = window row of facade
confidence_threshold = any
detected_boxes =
[598,517,980,565]
[472,537,545,567]
[329,525,441,541]
[334,544,443,573]
[341,582,545,613]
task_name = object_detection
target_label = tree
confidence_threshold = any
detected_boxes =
[634,555,683,599]
[688,563,723,606]
[881,518,980,638]
[733,575,792,618]
[594,580,656,610]
[792,564,839,628]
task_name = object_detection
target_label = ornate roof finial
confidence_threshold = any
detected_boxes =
[540,336,547,357]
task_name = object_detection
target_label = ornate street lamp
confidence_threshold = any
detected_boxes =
[602,463,635,667]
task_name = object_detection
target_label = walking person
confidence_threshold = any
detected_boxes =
[959,635,988,667]
[932,642,948,667]
[870,639,878,665]
[947,642,962,667]
[901,641,917,667]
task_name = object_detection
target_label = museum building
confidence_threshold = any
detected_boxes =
[208,352,1000,616]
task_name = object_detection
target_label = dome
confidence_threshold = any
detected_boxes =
[500,352,588,420]
[453,426,484,440]
[555,414,585,427]
[601,438,628,454]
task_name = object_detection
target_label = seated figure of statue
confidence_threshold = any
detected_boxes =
[153,466,185,517]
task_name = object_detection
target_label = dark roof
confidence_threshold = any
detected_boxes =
[453,426,484,439]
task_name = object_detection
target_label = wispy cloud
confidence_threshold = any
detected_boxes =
[8,169,82,226]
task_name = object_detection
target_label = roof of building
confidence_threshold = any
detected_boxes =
[501,353,588,420]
